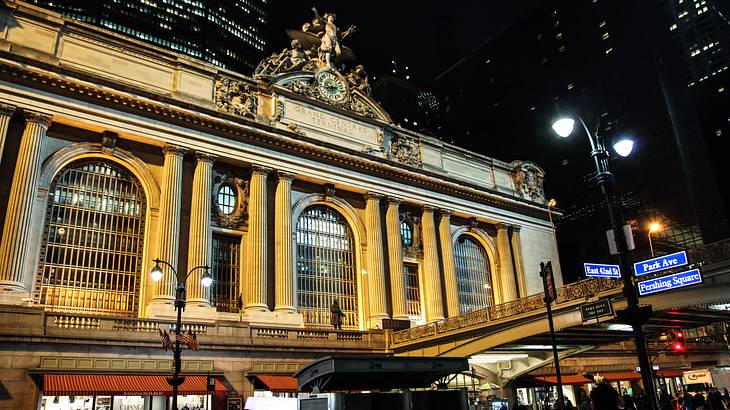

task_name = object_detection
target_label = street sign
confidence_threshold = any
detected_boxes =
[637,268,703,296]
[633,251,688,277]
[540,261,557,303]
[606,225,636,255]
[580,299,614,323]
[584,263,621,279]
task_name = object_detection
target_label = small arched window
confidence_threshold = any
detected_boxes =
[454,235,493,313]
[400,219,413,246]
[217,185,236,215]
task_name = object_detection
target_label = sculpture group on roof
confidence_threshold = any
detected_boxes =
[254,8,370,95]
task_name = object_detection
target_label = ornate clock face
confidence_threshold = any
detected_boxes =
[316,70,348,103]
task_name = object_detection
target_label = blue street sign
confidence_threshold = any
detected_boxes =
[637,268,702,296]
[584,263,621,279]
[633,251,688,277]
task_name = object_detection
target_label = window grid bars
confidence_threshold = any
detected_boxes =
[403,262,422,317]
[296,206,358,328]
[211,234,241,313]
[34,161,145,317]
[454,236,494,314]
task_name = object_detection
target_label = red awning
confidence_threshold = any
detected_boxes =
[254,375,298,393]
[597,372,642,381]
[533,375,593,385]
[657,370,684,378]
[42,374,227,396]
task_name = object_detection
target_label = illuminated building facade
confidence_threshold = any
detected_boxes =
[0,2,558,408]
[25,0,268,72]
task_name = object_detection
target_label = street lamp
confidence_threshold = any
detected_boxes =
[150,258,212,410]
[551,111,658,410]
[648,222,663,258]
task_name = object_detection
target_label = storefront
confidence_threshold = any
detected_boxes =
[35,374,228,410]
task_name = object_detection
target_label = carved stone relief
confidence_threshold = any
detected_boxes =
[211,170,249,229]
[400,211,423,259]
[511,160,546,203]
[214,78,257,117]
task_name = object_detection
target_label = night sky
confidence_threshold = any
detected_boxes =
[268,1,542,84]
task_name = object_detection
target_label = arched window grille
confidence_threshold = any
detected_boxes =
[454,235,493,314]
[210,234,241,313]
[34,160,146,316]
[217,184,236,215]
[400,218,413,246]
[296,205,358,328]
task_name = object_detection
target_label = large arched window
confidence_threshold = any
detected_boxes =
[454,235,493,314]
[34,160,146,316]
[296,205,358,328]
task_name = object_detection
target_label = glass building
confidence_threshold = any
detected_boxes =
[26,0,268,73]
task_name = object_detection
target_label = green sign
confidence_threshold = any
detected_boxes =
[580,299,614,323]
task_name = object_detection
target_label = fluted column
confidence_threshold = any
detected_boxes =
[438,210,460,317]
[186,152,215,304]
[385,197,408,320]
[244,165,269,312]
[274,171,295,313]
[364,192,388,327]
[0,104,16,164]
[152,145,186,301]
[0,111,51,294]
[511,225,527,298]
[496,223,518,303]
[421,206,445,322]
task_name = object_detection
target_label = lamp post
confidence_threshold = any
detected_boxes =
[150,258,212,410]
[552,112,658,410]
[648,222,662,258]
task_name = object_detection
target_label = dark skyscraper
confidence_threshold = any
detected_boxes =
[26,0,268,73]
[435,0,729,282]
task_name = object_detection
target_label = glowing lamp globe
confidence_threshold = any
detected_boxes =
[612,136,635,157]
[201,272,213,288]
[552,118,575,138]
[150,265,163,282]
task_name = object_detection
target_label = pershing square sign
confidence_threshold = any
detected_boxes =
[637,268,702,296]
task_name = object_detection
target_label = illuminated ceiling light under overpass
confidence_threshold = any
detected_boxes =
[606,324,634,332]
[469,353,529,364]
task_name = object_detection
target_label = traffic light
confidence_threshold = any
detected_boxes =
[672,330,685,353]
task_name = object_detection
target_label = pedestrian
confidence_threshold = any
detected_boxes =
[590,383,620,410]
[623,393,636,410]
[708,387,726,410]
[565,398,575,410]
[692,390,706,410]
[685,391,695,410]
[580,391,592,410]
[330,299,344,330]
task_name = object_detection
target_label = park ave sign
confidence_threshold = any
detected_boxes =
[633,251,688,276]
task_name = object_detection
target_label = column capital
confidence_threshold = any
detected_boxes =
[512,224,522,233]
[250,164,271,175]
[194,151,217,164]
[276,170,296,182]
[0,103,16,117]
[422,204,435,212]
[438,209,453,218]
[162,144,187,157]
[386,196,402,205]
[496,222,511,231]
[23,110,52,128]
[364,192,382,202]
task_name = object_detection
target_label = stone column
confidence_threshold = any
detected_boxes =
[421,206,445,322]
[152,145,186,302]
[364,192,389,327]
[244,165,269,312]
[385,197,408,320]
[496,223,518,303]
[438,210,460,317]
[0,104,16,164]
[0,111,51,298]
[186,152,215,305]
[511,225,527,298]
[274,171,295,313]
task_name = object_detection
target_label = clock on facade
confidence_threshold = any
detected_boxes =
[315,69,348,103]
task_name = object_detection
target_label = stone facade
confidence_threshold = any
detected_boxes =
[0,2,561,407]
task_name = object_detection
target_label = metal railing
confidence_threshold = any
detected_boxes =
[391,278,621,345]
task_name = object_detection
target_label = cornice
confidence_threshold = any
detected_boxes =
[0,57,551,221]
